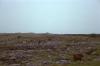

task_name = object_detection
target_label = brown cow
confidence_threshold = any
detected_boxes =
[73,53,84,61]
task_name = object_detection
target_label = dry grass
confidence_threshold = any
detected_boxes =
[0,33,100,66]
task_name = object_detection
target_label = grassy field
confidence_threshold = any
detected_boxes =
[0,33,100,66]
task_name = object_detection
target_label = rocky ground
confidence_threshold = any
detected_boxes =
[0,33,100,66]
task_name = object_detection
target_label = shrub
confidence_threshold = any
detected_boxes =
[89,33,97,37]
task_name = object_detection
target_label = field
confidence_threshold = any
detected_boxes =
[0,33,100,66]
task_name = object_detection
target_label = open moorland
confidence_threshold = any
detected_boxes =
[0,33,100,66]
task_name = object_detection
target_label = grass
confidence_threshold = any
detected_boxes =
[0,34,100,66]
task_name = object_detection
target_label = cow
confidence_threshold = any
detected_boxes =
[73,53,84,61]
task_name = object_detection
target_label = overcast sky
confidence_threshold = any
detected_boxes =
[0,0,100,34]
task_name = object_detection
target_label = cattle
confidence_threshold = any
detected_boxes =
[73,53,84,61]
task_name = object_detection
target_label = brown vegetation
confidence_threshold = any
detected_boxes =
[0,33,100,66]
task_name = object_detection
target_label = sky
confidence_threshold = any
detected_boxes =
[0,0,100,34]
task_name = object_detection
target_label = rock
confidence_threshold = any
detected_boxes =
[42,60,52,65]
[26,62,35,66]
[9,64,20,66]
[94,56,100,61]
[56,60,71,64]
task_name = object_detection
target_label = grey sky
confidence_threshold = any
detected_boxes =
[0,0,100,34]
